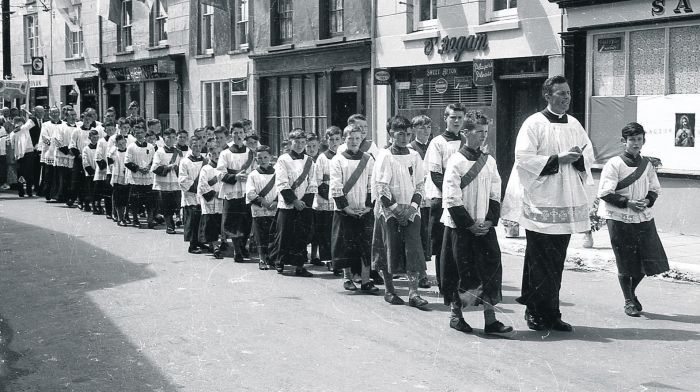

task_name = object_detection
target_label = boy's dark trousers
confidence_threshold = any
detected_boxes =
[41,163,54,200]
[70,156,84,205]
[17,151,39,196]
[94,179,113,215]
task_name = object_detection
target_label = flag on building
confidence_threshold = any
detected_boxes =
[201,0,229,11]
[54,0,81,32]
[96,0,120,24]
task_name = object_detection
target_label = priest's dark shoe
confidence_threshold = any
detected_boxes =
[550,318,573,332]
[294,268,313,277]
[384,292,405,305]
[525,313,547,331]
[484,321,514,336]
[449,317,472,333]
[408,295,428,308]
[343,280,358,291]
[360,282,379,294]
[370,270,384,285]
[418,277,431,289]
[309,258,325,266]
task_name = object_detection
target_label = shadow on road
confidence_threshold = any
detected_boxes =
[0,217,179,391]
[515,326,700,343]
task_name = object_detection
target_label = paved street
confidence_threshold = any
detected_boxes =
[1,194,699,392]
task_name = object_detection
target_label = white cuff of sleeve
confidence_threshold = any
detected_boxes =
[410,202,419,210]
[388,203,398,211]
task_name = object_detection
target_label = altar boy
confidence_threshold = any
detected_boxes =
[179,136,206,253]
[440,112,512,336]
[597,122,669,317]
[246,145,278,270]
[198,145,225,259]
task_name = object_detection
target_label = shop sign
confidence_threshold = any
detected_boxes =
[424,33,488,62]
[31,57,45,75]
[415,78,424,96]
[434,78,448,94]
[455,76,473,89]
[396,81,411,90]
[107,64,172,82]
[597,37,622,52]
[651,0,694,16]
[157,59,176,74]
[374,68,391,85]
[473,59,494,87]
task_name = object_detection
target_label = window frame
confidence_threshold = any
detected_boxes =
[201,79,249,127]
[235,0,249,50]
[65,4,84,59]
[329,0,344,36]
[150,0,168,46]
[487,0,518,22]
[275,0,293,44]
[414,0,437,31]
[24,13,40,63]
[199,4,214,54]
[119,0,133,52]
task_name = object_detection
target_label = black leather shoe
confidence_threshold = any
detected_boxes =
[258,260,269,270]
[360,282,380,294]
[188,247,202,254]
[484,321,514,336]
[408,295,429,308]
[370,270,384,285]
[384,293,405,305]
[219,242,229,251]
[234,254,245,263]
[418,277,431,289]
[450,317,473,333]
[294,268,313,277]
[633,296,643,312]
[625,301,641,317]
[309,258,325,266]
[276,265,285,274]
[550,318,573,332]
[213,250,223,259]
[525,313,547,331]
[240,246,250,259]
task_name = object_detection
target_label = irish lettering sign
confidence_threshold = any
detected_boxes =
[598,37,623,52]
[473,59,494,87]
[424,33,488,62]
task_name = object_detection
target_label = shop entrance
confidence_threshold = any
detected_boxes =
[154,80,170,129]
[331,70,359,130]
[496,77,546,193]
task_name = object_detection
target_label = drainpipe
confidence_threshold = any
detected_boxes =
[370,0,377,143]
[98,16,104,114]
[2,0,10,80]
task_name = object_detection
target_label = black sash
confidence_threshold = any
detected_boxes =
[168,148,182,164]
[258,174,276,199]
[459,153,488,189]
[342,153,370,195]
[290,158,313,190]
[228,150,255,175]
[615,158,649,191]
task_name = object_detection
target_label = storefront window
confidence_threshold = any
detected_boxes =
[669,26,700,95]
[629,29,665,96]
[592,34,625,96]
[201,80,248,128]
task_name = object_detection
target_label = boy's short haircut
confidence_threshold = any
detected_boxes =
[133,124,146,133]
[256,145,271,154]
[386,115,411,132]
[621,122,646,139]
[89,129,100,138]
[463,110,489,131]
[213,126,226,135]
[163,127,177,136]
[542,75,568,97]
[115,135,126,143]
[245,134,260,141]
[347,114,366,125]
[177,129,189,136]
[411,115,432,127]
[231,121,245,130]
[306,133,319,142]
[241,119,252,127]
[325,126,343,139]
[103,120,116,128]
[190,135,201,143]
[146,118,161,127]
[342,125,362,138]
[205,137,216,145]
[289,130,305,140]
[117,117,130,127]
[444,103,467,117]
[204,125,215,132]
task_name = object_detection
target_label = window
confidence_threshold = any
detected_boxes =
[274,0,293,44]
[65,5,84,59]
[415,0,437,30]
[591,25,700,97]
[329,0,343,35]
[150,0,168,46]
[201,79,248,127]
[24,13,40,63]
[199,4,214,53]
[118,0,133,52]
[233,0,249,49]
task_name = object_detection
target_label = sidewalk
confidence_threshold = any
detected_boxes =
[496,226,700,283]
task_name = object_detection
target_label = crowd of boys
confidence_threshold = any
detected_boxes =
[2,76,669,335]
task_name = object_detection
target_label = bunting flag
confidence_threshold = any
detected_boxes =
[96,0,120,24]
[201,0,229,11]
[54,0,81,32]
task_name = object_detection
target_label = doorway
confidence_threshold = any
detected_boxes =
[496,77,546,193]
[331,70,359,129]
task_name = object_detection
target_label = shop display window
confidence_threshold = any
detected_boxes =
[592,34,625,96]
[669,26,700,95]
[629,29,665,96]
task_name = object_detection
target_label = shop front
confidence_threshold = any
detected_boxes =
[252,40,371,153]
[97,55,184,129]
[557,0,700,234]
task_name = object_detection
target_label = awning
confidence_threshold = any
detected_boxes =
[0,80,29,101]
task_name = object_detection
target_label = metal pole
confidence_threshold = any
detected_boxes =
[2,0,11,80]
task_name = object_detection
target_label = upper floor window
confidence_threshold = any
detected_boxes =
[488,0,517,21]
[199,4,214,53]
[150,0,168,46]
[274,0,293,44]
[415,0,437,30]
[329,0,343,35]
[118,0,133,52]
[24,13,40,63]
[65,5,84,59]
[232,0,249,50]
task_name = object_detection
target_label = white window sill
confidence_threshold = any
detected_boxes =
[64,56,85,62]
[402,29,440,43]
[473,18,520,34]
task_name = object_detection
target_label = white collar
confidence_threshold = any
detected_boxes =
[546,106,566,119]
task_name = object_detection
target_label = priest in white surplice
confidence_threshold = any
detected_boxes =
[502,76,595,332]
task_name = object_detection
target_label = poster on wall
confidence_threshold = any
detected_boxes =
[637,95,700,173]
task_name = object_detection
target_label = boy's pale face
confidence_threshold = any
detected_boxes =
[257,152,271,166]
[89,134,99,144]
[327,134,342,150]
[116,140,127,150]
[444,109,465,133]
[148,123,161,135]
[231,127,245,144]
[413,123,432,141]
[622,134,645,155]
[214,133,227,148]
[134,130,146,142]
[353,120,368,140]
[465,125,488,148]
[291,138,306,153]
[164,134,176,147]
[177,134,188,146]
[120,125,131,136]
[391,128,413,148]
[246,139,258,150]
[190,140,202,155]
[306,140,319,156]
[345,131,362,151]
[104,126,116,137]
[209,150,220,162]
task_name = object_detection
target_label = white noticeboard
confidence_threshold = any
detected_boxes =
[636,95,700,173]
